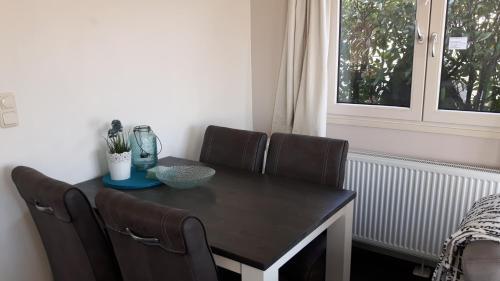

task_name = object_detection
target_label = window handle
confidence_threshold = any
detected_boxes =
[415,21,424,44]
[431,33,438,57]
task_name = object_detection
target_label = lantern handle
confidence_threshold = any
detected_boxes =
[133,125,163,158]
[155,132,163,156]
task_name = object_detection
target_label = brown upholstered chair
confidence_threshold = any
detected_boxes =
[266,133,349,188]
[11,166,122,281]
[200,125,268,173]
[96,188,219,281]
[265,133,349,281]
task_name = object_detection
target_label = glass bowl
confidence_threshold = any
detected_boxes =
[153,165,216,189]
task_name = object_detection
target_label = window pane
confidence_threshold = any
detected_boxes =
[438,0,500,113]
[337,0,416,107]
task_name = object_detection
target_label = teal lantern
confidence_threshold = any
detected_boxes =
[130,125,162,170]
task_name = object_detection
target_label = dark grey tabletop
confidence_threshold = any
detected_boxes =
[76,157,356,270]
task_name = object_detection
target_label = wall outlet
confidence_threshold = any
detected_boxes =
[0,93,19,128]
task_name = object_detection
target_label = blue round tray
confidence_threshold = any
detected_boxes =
[103,168,162,190]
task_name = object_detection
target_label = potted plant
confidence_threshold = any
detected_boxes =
[105,120,131,180]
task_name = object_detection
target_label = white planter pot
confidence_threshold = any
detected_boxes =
[107,151,131,180]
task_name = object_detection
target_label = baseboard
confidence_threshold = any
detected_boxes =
[353,241,438,268]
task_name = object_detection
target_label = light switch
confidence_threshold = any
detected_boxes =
[0,93,19,128]
[1,95,16,110]
[1,112,18,127]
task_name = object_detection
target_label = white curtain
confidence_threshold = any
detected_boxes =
[271,0,335,137]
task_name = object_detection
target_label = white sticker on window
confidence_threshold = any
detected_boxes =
[448,37,468,50]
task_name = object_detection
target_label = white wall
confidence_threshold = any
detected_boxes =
[250,0,500,168]
[0,0,252,280]
[251,0,287,133]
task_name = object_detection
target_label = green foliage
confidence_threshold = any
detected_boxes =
[338,0,500,112]
[105,120,130,154]
[338,0,415,107]
[439,0,500,112]
[106,133,130,154]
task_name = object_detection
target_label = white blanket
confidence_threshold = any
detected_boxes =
[433,194,500,281]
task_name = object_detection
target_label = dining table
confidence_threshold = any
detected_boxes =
[76,156,356,281]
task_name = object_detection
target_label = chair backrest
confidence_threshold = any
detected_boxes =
[265,133,349,189]
[200,125,267,173]
[96,188,218,281]
[11,166,121,281]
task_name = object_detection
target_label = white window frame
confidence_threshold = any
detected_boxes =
[328,0,500,138]
[423,0,500,128]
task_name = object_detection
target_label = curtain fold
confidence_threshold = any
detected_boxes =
[271,0,334,137]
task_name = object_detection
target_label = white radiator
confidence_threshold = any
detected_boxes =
[345,152,500,261]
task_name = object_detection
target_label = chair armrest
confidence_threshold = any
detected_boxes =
[462,240,500,281]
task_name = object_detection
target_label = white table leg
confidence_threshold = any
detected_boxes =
[214,254,241,274]
[325,201,354,281]
[216,201,354,281]
[241,264,279,281]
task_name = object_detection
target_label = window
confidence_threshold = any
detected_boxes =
[338,0,416,108]
[329,0,500,132]
[424,0,500,127]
